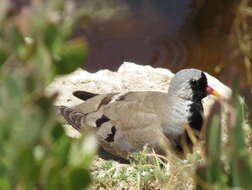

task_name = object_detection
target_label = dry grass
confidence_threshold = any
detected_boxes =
[89,147,202,190]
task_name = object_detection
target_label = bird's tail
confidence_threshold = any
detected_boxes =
[58,106,85,131]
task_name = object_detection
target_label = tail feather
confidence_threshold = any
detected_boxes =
[59,106,85,131]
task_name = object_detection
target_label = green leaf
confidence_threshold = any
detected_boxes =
[68,168,91,190]
[0,49,7,67]
[44,23,60,51]
[54,39,88,75]
[229,96,252,189]
[205,104,223,184]
[207,115,221,161]
[15,149,40,186]
[4,74,24,104]
[36,95,54,117]
[0,177,12,190]
[51,123,65,141]
[232,97,246,150]
[10,27,27,59]
[25,74,37,93]
[195,102,224,189]
[46,166,65,190]
[52,135,71,166]
[0,161,6,177]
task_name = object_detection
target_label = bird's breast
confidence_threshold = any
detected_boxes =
[162,99,192,136]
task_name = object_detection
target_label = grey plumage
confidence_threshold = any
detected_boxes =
[59,69,211,160]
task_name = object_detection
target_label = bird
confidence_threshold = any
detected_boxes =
[59,69,221,161]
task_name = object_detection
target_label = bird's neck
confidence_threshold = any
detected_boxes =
[164,97,204,135]
[188,100,204,131]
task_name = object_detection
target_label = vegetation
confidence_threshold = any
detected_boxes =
[195,96,252,190]
[0,0,91,189]
[0,0,251,190]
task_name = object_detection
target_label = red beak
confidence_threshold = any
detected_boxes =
[207,86,221,97]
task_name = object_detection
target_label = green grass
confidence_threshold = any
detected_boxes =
[90,146,198,190]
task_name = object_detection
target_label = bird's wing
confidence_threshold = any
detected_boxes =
[59,91,171,158]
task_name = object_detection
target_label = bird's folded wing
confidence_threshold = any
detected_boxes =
[60,91,171,158]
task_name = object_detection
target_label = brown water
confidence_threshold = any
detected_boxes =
[12,0,249,86]
[81,0,243,86]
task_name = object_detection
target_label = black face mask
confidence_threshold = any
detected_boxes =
[190,72,208,101]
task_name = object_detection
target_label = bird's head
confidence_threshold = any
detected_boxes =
[168,69,221,101]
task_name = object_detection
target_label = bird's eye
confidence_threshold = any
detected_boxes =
[191,79,197,85]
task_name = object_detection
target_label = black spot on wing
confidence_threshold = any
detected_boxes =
[73,91,99,101]
[96,114,110,128]
[105,126,116,142]
[188,101,203,131]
